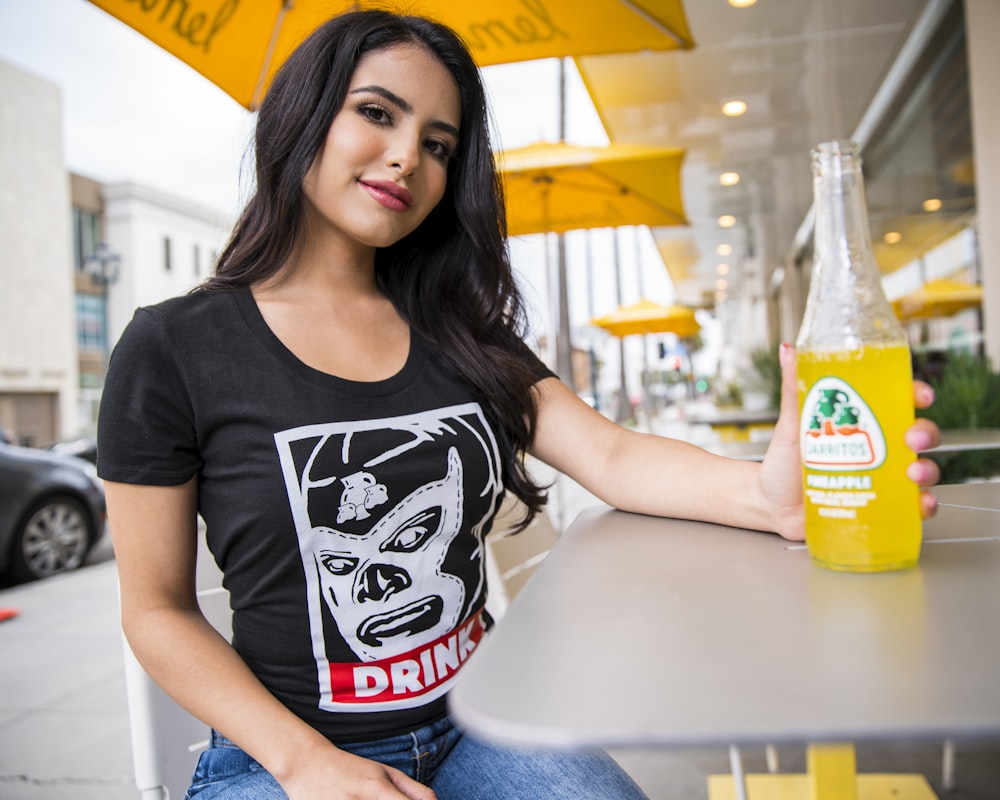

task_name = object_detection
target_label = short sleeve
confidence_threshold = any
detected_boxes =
[97,307,202,485]
[507,331,556,384]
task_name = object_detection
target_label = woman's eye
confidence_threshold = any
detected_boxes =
[359,103,391,125]
[320,553,359,575]
[383,509,442,552]
[425,139,454,161]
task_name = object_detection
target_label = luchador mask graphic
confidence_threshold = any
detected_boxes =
[273,403,502,711]
[310,447,466,661]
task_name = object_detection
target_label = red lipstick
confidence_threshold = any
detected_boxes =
[360,180,413,211]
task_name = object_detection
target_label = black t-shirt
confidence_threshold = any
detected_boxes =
[98,289,551,743]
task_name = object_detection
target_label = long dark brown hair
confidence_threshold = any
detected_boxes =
[203,10,546,528]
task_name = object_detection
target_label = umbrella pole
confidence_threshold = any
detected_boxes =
[585,232,599,410]
[550,57,574,387]
[554,235,574,386]
[635,228,651,422]
[540,182,574,387]
[613,229,631,424]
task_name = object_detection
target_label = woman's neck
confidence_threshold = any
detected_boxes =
[257,235,380,303]
[250,243,411,382]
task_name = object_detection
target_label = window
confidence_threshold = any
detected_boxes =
[72,208,100,271]
[862,4,974,277]
[75,293,106,352]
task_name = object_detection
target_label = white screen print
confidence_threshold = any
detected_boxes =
[274,403,503,712]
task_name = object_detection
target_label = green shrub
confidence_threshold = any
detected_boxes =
[749,342,782,411]
[915,352,1000,482]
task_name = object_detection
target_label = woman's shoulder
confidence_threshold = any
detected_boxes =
[128,288,242,333]
[497,329,555,382]
[139,287,238,319]
[114,290,246,361]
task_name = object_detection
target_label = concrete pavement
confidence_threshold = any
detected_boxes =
[0,532,135,799]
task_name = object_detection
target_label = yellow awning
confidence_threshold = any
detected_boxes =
[87,0,695,110]
[574,50,685,145]
[892,279,983,322]
[591,298,700,338]
[499,141,687,236]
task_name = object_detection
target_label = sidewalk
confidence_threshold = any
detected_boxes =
[0,534,135,799]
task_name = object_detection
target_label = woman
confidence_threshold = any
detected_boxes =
[98,10,941,800]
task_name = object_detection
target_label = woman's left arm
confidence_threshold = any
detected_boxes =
[528,343,940,541]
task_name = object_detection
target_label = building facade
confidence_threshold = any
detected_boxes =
[1,60,233,445]
[78,180,232,430]
[0,60,76,446]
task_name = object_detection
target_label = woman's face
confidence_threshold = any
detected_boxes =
[302,44,461,252]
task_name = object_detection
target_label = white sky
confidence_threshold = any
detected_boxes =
[0,0,679,382]
[0,0,606,215]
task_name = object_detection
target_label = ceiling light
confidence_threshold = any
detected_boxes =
[718,215,736,228]
[884,231,902,245]
[728,0,757,6]
[715,290,728,303]
[721,100,748,117]
[719,172,741,186]
[922,198,942,212]
[716,244,733,256]
[716,279,729,291]
[716,263,730,275]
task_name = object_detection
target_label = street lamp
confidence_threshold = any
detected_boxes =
[82,242,121,371]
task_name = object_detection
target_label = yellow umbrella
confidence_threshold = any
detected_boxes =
[892,279,983,322]
[591,298,700,338]
[499,141,688,236]
[86,0,694,110]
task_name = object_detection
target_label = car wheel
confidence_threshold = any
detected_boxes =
[7,495,93,582]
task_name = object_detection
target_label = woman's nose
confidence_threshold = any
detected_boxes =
[385,132,420,175]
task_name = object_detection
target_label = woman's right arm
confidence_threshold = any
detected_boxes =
[107,478,436,800]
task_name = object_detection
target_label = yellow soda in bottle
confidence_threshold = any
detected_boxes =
[796,141,922,572]
[797,344,920,570]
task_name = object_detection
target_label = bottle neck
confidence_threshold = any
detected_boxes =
[812,145,875,271]
[797,140,905,350]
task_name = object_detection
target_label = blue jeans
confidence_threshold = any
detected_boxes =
[184,717,648,799]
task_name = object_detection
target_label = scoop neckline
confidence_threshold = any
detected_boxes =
[232,289,425,396]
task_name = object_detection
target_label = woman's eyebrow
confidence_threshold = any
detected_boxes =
[351,84,412,112]
[350,84,460,139]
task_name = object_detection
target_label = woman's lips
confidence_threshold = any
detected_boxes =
[360,179,413,211]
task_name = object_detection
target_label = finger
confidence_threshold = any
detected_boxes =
[913,380,935,409]
[907,457,940,487]
[919,489,939,520]
[904,417,940,453]
[775,342,800,432]
[388,768,437,800]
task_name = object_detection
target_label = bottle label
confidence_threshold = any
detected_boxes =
[800,377,887,471]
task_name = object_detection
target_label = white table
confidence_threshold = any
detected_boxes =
[684,408,780,443]
[450,483,1000,799]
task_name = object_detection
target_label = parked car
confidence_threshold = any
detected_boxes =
[0,442,107,584]
[49,435,98,464]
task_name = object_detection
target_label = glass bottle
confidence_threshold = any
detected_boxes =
[795,140,921,572]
